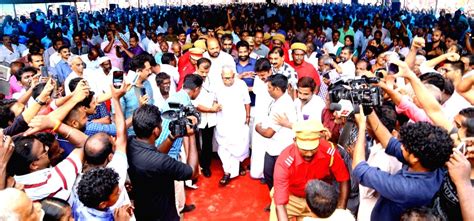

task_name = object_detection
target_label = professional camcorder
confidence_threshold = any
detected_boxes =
[328,75,383,108]
[161,102,201,137]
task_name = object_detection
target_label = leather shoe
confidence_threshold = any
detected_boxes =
[219,173,231,186]
[201,168,211,177]
[180,204,196,213]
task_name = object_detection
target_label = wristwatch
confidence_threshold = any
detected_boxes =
[35,97,47,106]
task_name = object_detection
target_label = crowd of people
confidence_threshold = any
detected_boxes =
[0,2,474,221]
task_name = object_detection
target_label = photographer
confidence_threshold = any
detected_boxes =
[127,103,199,221]
[155,74,203,214]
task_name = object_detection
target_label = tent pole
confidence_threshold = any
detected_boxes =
[74,0,80,31]
[13,4,17,19]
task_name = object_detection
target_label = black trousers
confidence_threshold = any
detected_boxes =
[263,152,279,190]
[199,125,215,171]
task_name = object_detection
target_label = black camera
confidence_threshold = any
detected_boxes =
[328,76,383,107]
[161,102,201,138]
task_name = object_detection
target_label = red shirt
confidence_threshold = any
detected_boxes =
[177,52,196,90]
[273,141,349,205]
[289,61,321,87]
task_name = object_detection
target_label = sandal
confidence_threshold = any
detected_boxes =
[219,173,231,186]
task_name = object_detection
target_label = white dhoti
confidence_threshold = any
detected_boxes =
[249,121,267,179]
[215,80,251,178]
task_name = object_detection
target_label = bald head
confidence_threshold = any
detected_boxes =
[207,38,221,58]
[84,132,113,166]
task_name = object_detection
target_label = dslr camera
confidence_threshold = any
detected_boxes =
[328,75,383,107]
[161,102,201,137]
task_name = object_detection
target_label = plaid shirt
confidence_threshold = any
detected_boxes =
[272,62,298,88]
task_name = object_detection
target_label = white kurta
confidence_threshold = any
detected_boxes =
[215,79,251,178]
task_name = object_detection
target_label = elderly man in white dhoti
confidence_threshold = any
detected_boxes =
[215,65,251,186]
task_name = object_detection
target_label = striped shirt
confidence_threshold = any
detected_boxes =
[14,153,82,201]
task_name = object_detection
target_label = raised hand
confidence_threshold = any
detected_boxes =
[139,95,149,106]
[24,115,58,136]
[0,133,14,168]
[71,80,90,102]
[411,36,425,50]
[446,148,472,187]
[445,52,460,62]
[110,81,130,100]
[354,105,366,128]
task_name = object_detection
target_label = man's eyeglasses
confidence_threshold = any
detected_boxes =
[222,76,234,80]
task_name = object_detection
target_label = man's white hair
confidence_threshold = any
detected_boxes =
[0,188,21,221]
[221,65,235,75]
[68,55,82,66]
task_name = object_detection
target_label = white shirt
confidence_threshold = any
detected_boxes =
[294,95,325,122]
[263,93,297,156]
[204,51,237,88]
[323,41,344,55]
[399,47,410,58]
[192,77,218,128]
[339,60,356,80]
[14,153,83,201]
[49,52,61,68]
[96,67,120,94]
[303,209,355,221]
[80,54,100,70]
[141,37,151,52]
[64,69,98,95]
[147,40,161,56]
[442,91,471,123]
[0,44,20,64]
[305,52,319,70]
[357,143,402,221]
[69,151,136,220]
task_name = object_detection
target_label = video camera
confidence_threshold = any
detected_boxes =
[161,102,201,138]
[328,75,383,108]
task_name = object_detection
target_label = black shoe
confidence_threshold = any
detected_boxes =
[219,173,231,186]
[264,204,271,212]
[201,168,211,177]
[180,204,196,213]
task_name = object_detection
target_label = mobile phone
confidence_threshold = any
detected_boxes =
[40,66,49,77]
[388,63,399,74]
[140,87,146,96]
[112,71,124,89]
[456,142,467,154]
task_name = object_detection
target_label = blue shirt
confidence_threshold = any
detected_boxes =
[85,121,117,137]
[72,202,114,221]
[116,81,154,136]
[353,137,445,221]
[155,90,192,160]
[54,60,72,86]
[88,102,109,121]
[57,121,117,159]
[235,58,256,106]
